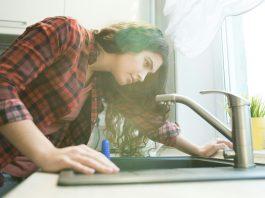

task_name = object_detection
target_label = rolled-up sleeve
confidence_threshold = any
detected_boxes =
[146,121,181,147]
[0,16,82,127]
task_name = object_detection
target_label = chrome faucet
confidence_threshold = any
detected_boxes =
[156,90,255,169]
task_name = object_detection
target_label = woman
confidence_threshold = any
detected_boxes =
[0,16,232,193]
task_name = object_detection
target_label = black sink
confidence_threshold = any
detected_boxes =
[110,156,232,170]
[58,156,265,186]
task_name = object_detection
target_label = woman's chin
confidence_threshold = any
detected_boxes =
[117,78,131,86]
[117,80,127,86]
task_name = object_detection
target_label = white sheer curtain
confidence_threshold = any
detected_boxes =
[163,0,264,58]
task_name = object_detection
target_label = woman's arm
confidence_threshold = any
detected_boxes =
[174,133,233,157]
[173,133,201,156]
[0,120,55,167]
[0,120,119,175]
[143,120,232,157]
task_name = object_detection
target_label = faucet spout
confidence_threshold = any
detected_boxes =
[156,94,232,141]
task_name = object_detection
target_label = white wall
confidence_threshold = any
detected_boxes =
[175,29,228,146]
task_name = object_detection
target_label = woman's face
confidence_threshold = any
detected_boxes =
[111,51,163,86]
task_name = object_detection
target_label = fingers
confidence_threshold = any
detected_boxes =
[216,139,233,149]
[209,143,228,157]
[79,145,119,171]
[65,158,96,175]
[73,154,116,174]
[203,143,227,157]
[67,144,119,175]
[200,139,233,158]
[214,143,227,150]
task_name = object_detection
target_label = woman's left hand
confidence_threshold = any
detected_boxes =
[198,139,233,157]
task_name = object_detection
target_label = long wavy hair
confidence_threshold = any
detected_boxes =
[92,22,170,156]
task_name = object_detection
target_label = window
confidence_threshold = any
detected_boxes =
[242,2,265,98]
[222,2,265,99]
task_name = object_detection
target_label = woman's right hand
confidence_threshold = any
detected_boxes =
[39,144,120,175]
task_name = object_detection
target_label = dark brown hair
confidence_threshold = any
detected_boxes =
[93,22,170,156]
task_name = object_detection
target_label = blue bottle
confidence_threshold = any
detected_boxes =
[101,139,110,159]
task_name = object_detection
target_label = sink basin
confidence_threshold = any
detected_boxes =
[58,156,265,186]
[110,156,232,170]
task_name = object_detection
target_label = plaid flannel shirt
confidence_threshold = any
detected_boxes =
[0,16,180,170]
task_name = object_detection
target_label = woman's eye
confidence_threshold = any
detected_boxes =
[144,59,151,68]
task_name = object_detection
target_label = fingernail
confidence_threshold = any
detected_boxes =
[106,167,114,173]
[87,169,95,174]
[113,167,120,172]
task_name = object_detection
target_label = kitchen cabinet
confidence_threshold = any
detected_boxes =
[0,0,151,34]
[0,0,64,34]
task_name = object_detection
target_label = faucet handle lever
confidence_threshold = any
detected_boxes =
[223,147,236,159]
[200,90,250,106]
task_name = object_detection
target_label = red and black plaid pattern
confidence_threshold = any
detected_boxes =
[0,16,99,168]
[0,16,180,171]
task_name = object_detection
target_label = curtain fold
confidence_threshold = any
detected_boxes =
[163,0,264,57]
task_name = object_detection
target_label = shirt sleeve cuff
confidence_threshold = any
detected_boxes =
[147,121,181,147]
[0,99,33,127]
